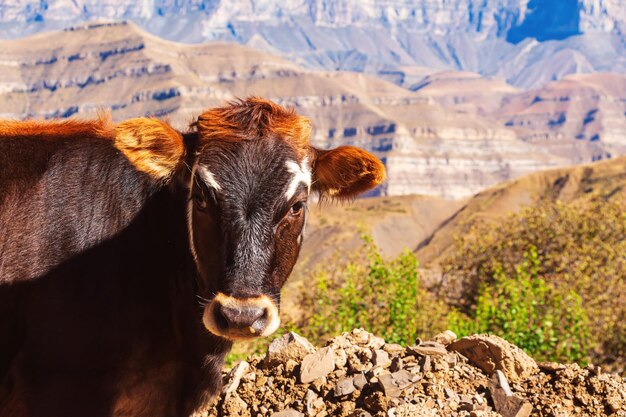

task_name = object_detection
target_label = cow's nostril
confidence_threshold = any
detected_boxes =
[217,304,267,332]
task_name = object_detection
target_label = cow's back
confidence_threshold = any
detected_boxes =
[0,118,158,284]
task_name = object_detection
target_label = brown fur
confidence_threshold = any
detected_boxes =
[0,115,114,139]
[0,115,184,182]
[313,146,387,199]
[194,97,312,158]
[0,98,385,417]
[114,118,185,181]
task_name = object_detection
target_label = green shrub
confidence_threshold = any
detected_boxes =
[442,197,626,370]
[449,246,591,363]
[300,232,449,345]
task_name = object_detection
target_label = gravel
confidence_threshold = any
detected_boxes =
[205,329,626,417]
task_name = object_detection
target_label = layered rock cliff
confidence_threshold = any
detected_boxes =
[0,0,624,89]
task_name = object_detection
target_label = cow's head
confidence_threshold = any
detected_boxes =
[115,98,385,341]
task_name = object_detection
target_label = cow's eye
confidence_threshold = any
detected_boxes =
[194,193,208,211]
[290,201,305,216]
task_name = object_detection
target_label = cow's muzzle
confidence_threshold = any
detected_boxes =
[202,293,280,340]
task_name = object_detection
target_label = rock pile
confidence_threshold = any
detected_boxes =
[207,330,626,417]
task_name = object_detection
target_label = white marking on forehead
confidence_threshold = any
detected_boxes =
[197,165,221,190]
[285,157,312,200]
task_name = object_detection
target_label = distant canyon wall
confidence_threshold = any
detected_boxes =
[0,1,624,89]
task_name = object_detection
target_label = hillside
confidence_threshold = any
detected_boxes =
[416,155,626,265]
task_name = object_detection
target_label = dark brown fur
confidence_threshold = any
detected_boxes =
[0,98,385,417]
[0,116,226,417]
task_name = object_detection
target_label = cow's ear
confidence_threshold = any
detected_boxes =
[312,146,386,200]
[114,118,184,181]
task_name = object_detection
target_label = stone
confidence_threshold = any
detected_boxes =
[444,387,460,403]
[333,348,348,368]
[351,328,385,349]
[353,373,368,390]
[220,393,251,417]
[410,341,448,356]
[537,361,567,373]
[305,390,318,414]
[607,396,623,413]
[310,376,327,392]
[432,330,457,346]
[265,332,316,367]
[283,359,298,374]
[391,403,438,417]
[449,335,539,382]
[347,355,371,373]
[222,361,250,400]
[390,357,403,372]
[300,347,336,384]
[334,377,356,397]
[372,349,392,368]
[205,328,626,417]
[382,344,405,355]
[459,400,473,411]
[336,401,356,416]
[349,410,372,417]
[369,366,390,377]
[270,409,305,417]
[377,370,417,397]
[489,370,533,417]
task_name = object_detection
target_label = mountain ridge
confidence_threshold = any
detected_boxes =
[0,0,624,89]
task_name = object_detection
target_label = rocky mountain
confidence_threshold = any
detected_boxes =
[6,23,608,198]
[412,70,626,165]
[0,0,625,89]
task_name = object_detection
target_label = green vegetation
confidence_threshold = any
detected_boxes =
[448,246,591,363]
[442,197,626,368]
[300,233,448,345]
[297,196,625,371]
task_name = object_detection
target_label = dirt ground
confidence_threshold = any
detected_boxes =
[206,330,626,417]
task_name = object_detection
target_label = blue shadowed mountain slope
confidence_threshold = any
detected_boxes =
[507,0,582,44]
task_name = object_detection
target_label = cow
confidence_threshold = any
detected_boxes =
[0,97,385,417]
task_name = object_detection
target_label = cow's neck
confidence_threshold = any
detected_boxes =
[124,183,232,395]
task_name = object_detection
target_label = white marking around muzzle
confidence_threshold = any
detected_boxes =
[202,293,280,341]
[285,157,311,200]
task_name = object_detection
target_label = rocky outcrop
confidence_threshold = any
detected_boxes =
[206,329,626,417]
